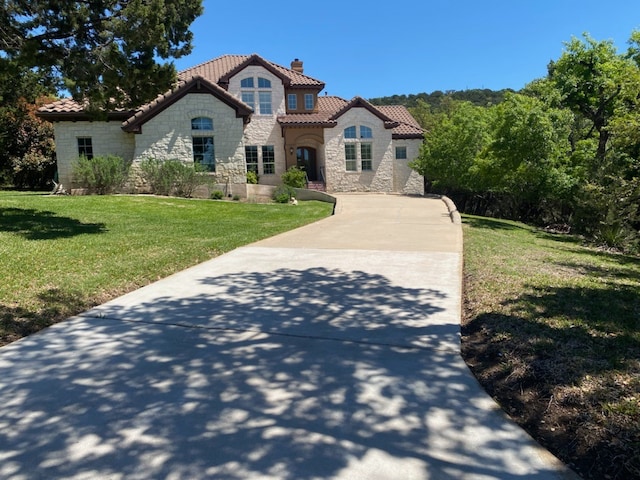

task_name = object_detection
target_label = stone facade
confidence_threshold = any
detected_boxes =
[41,54,425,196]
[132,93,246,184]
[53,122,135,188]
[228,66,287,186]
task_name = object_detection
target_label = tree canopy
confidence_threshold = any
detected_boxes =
[1,0,204,110]
[410,32,640,252]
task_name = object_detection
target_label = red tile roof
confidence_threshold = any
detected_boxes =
[37,54,423,140]
[179,54,325,89]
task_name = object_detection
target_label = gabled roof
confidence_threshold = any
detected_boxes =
[376,105,425,139]
[330,96,399,129]
[121,76,252,133]
[179,54,325,90]
[277,95,425,139]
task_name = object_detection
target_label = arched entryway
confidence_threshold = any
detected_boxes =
[296,147,317,181]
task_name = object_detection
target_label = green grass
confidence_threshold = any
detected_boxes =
[0,192,333,344]
[462,214,640,480]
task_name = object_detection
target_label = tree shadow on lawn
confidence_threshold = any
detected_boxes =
[0,266,565,480]
[463,282,640,480]
[0,207,107,240]
[0,288,92,346]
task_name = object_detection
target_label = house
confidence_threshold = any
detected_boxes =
[37,54,425,195]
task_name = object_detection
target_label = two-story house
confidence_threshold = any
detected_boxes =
[37,54,425,195]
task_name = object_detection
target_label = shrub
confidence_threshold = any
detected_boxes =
[281,166,307,188]
[72,155,131,194]
[272,185,295,203]
[12,152,56,190]
[211,190,224,200]
[246,170,259,184]
[139,158,205,197]
[232,194,240,201]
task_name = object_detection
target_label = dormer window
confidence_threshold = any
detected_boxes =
[304,93,314,110]
[241,76,272,115]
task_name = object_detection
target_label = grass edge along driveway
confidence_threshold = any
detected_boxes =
[0,192,333,346]
[462,214,640,480]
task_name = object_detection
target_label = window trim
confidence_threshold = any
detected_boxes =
[287,93,297,110]
[192,136,215,172]
[304,93,314,110]
[77,137,94,159]
[262,145,275,175]
[245,145,258,174]
[395,146,408,160]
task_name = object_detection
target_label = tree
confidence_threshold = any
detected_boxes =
[409,101,490,193]
[549,34,640,163]
[1,0,204,111]
[474,93,575,219]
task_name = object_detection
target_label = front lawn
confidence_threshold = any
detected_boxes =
[462,215,640,480]
[0,192,333,346]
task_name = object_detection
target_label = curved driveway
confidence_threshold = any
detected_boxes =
[0,194,579,479]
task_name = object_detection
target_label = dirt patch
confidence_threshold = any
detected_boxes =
[461,305,640,480]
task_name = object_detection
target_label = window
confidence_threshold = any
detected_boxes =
[361,144,372,171]
[77,137,94,159]
[258,77,271,88]
[262,145,275,174]
[345,144,357,171]
[287,94,297,110]
[242,92,255,111]
[241,76,272,114]
[245,146,258,174]
[396,146,407,159]
[304,93,314,110]
[259,91,272,115]
[193,137,215,171]
[344,126,356,139]
[343,125,374,171]
[191,117,213,130]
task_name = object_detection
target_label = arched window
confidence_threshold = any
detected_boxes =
[191,117,213,130]
[344,126,356,138]
[343,125,373,172]
[240,77,272,114]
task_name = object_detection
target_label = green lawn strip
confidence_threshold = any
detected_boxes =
[0,192,333,345]
[462,214,640,480]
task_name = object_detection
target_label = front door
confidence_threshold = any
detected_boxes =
[296,147,317,181]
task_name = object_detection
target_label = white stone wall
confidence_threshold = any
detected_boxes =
[52,121,135,187]
[228,66,286,185]
[324,108,394,193]
[132,93,246,183]
[393,139,424,195]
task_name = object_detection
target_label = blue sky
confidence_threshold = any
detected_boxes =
[174,0,640,100]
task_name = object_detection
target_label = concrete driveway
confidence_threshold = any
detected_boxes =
[0,194,578,479]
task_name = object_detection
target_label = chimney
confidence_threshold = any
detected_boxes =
[291,58,303,73]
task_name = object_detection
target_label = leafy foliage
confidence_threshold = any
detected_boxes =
[410,31,640,252]
[72,155,132,194]
[138,158,207,198]
[1,0,203,111]
[281,166,307,189]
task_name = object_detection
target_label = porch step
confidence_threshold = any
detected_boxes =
[306,181,326,192]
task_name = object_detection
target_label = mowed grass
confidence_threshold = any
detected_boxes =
[462,215,640,480]
[0,192,333,345]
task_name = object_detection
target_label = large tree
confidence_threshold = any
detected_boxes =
[548,34,640,163]
[1,0,203,111]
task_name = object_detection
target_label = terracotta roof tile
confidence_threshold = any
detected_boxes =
[37,98,85,114]
[179,54,325,88]
[377,105,425,139]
